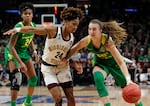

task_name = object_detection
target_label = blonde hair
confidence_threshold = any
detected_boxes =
[90,19,128,45]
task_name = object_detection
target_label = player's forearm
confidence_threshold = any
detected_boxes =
[120,62,131,81]
[29,41,37,54]
[109,46,131,82]
[66,48,76,60]
[15,26,34,33]
[65,46,78,60]
[21,26,35,33]
[15,27,47,35]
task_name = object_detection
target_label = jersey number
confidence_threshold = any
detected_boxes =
[24,38,32,47]
[55,52,63,59]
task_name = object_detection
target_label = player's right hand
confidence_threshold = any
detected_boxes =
[19,62,27,73]
[3,29,17,36]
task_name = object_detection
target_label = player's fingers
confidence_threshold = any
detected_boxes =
[77,71,82,74]
[34,55,40,63]
[4,31,12,35]
[126,80,133,85]
[3,31,10,35]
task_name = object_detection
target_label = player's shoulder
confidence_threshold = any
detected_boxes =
[14,21,36,28]
[101,33,109,45]
[31,22,36,27]
[14,21,23,28]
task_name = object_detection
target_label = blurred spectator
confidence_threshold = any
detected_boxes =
[0,44,5,64]
[0,64,10,86]
[70,52,81,86]
[146,68,150,85]
[105,74,115,86]
[80,49,87,69]
[127,58,137,82]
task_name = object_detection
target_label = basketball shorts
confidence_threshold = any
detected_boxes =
[41,64,72,86]
[94,56,127,87]
[4,45,31,67]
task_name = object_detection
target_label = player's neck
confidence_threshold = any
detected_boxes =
[62,27,70,40]
[23,21,32,26]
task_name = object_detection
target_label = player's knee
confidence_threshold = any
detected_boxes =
[28,76,38,87]
[55,98,62,106]
[47,83,62,104]
[10,69,22,91]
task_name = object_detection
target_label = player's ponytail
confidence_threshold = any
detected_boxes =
[89,19,128,45]
[102,21,128,45]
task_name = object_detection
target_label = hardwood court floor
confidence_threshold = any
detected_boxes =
[0,85,150,106]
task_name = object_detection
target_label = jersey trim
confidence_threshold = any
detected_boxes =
[101,33,108,45]
[16,21,35,27]
[61,27,72,41]
[87,33,108,45]
[53,27,58,38]
[87,35,91,45]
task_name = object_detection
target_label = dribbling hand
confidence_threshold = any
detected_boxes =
[126,76,133,85]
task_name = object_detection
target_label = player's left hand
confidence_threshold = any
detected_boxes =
[32,52,40,63]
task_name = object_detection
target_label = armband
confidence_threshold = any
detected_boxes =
[14,28,21,32]
[125,75,131,82]
[33,50,37,54]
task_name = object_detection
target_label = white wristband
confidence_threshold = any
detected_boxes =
[15,28,21,32]
[33,50,37,54]
[126,75,131,81]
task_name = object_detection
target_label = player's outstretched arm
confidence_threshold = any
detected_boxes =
[66,36,88,60]
[3,26,55,36]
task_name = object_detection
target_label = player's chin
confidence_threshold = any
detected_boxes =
[72,29,77,33]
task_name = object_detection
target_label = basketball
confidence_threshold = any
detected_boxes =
[122,83,141,103]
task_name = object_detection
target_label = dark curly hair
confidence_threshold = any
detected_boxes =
[60,7,84,21]
[19,2,34,14]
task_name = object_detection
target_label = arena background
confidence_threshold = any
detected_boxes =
[0,0,150,106]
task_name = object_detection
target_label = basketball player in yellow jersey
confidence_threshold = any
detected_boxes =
[4,2,39,106]
[4,7,84,106]
[64,19,143,106]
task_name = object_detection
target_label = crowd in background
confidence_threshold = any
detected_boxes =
[0,5,150,87]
